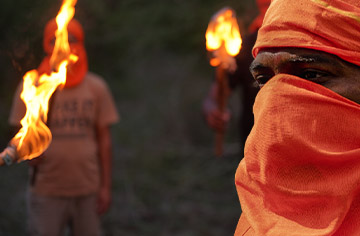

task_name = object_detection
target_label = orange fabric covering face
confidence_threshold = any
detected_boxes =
[253,0,360,66]
[235,75,360,235]
[248,0,271,33]
[38,18,88,88]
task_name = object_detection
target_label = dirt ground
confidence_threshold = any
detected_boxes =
[0,144,242,236]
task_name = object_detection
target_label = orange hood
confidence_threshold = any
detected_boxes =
[248,0,271,33]
[38,18,88,88]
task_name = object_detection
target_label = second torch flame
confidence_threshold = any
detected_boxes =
[206,7,242,70]
[10,0,78,161]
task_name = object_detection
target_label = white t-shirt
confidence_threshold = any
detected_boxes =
[9,72,119,196]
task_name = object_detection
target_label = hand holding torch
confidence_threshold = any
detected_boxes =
[205,7,242,157]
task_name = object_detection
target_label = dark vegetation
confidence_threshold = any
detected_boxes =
[0,0,256,235]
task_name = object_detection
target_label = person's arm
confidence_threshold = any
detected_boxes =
[96,124,113,215]
[202,82,231,132]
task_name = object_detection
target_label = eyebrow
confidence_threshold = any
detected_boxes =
[288,55,336,65]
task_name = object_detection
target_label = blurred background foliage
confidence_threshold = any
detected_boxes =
[0,0,257,235]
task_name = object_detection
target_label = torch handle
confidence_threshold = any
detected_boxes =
[0,152,4,166]
[0,146,18,166]
[215,66,230,157]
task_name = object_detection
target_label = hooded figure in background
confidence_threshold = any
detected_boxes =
[248,0,271,34]
[235,0,360,235]
[203,0,272,155]
[9,18,119,236]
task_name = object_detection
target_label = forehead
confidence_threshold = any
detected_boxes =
[251,48,341,69]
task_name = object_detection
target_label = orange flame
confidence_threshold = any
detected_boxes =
[10,0,78,161]
[205,7,242,69]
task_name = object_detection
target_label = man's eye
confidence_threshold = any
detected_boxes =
[300,70,328,80]
[254,74,272,88]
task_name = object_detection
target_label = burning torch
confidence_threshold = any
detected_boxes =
[205,7,242,157]
[0,0,78,166]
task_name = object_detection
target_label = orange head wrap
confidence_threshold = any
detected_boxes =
[38,18,88,88]
[253,0,360,66]
[248,0,271,33]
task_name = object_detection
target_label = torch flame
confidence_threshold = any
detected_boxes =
[10,0,78,161]
[205,7,242,70]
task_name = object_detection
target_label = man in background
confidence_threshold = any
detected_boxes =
[202,0,271,154]
[9,18,119,236]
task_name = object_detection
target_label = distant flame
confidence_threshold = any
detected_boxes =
[10,0,78,161]
[206,7,242,70]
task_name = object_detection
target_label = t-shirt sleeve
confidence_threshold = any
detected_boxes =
[95,78,120,127]
[8,82,26,127]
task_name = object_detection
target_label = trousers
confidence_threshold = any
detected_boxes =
[27,191,101,236]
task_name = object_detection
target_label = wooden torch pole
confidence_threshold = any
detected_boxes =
[215,65,230,157]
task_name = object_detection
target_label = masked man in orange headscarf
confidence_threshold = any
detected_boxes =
[203,0,271,154]
[235,0,360,235]
[9,19,119,236]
